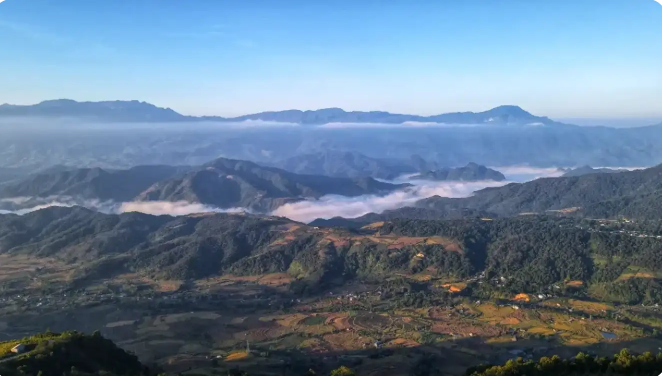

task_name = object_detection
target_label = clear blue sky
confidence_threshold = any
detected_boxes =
[0,0,660,118]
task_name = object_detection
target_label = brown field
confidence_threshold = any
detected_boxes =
[567,299,610,313]
[318,230,463,253]
[441,282,467,293]
[154,280,183,292]
[362,222,385,230]
[499,317,521,325]
[387,338,419,348]
[256,273,293,286]
[512,293,530,302]
[566,280,584,287]
[0,254,72,282]
[326,313,352,330]
[275,313,308,327]
[432,320,502,337]
[617,271,656,282]
[322,331,372,351]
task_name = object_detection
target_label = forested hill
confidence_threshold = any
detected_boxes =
[411,164,662,220]
[411,163,506,182]
[466,349,662,376]
[271,150,418,179]
[0,165,190,202]
[0,157,407,212]
[4,207,662,304]
[135,157,407,211]
[0,331,147,376]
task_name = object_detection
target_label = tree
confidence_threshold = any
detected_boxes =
[330,366,355,376]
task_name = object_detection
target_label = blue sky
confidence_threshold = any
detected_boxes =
[0,0,660,118]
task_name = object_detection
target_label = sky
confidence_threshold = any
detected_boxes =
[0,0,661,119]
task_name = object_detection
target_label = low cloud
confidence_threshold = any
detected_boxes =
[0,197,117,214]
[0,197,246,217]
[271,179,508,223]
[222,119,301,128]
[0,165,590,222]
[118,201,245,216]
[494,166,564,181]
[0,201,77,215]
[593,166,647,171]
[317,122,486,129]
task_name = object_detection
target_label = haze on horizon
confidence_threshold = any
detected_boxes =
[0,0,661,121]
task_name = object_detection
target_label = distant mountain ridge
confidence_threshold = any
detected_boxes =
[0,157,407,212]
[308,163,662,225]
[136,157,408,211]
[0,165,191,201]
[272,151,427,179]
[409,164,662,220]
[0,99,559,126]
[561,165,624,177]
[0,99,185,122]
[411,162,506,182]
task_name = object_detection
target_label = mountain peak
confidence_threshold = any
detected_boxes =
[38,99,79,106]
[486,105,531,116]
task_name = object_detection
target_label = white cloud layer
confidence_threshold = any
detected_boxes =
[0,164,593,222]
[271,179,508,223]
[118,201,245,216]
[317,122,488,129]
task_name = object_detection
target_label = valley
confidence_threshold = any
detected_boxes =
[2,3,661,374]
[3,206,662,374]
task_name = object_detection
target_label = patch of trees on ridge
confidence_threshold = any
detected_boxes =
[0,331,148,376]
[466,349,662,376]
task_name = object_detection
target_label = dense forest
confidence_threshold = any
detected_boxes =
[0,331,148,376]
[466,349,662,376]
[3,207,662,304]
[411,164,662,220]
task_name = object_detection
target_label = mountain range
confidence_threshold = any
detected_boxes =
[0,99,559,126]
[0,165,190,201]
[0,157,406,212]
[3,100,662,170]
[135,157,407,211]
[319,163,662,224]
[271,151,417,179]
[561,165,625,177]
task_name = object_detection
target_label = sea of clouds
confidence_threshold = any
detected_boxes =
[0,166,567,223]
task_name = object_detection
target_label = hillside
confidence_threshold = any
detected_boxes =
[404,164,662,220]
[467,349,662,376]
[0,157,406,212]
[411,163,506,182]
[3,207,662,304]
[0,331,147,376]
[136,157,407,211]
[562,165,624,177]
[310,207,495,228]
[0,99,185,122]
[0,165,190,203]
[272,151,417,179]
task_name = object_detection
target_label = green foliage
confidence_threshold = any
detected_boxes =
[0,331,147,376]
[418,164,662,221]
[329,366,356,376]
[6,205,662,304]
[466,349,662,376]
